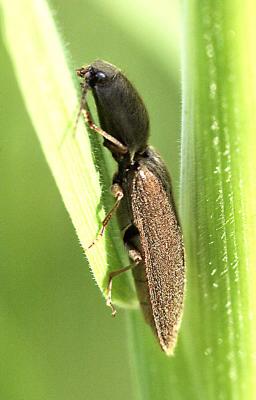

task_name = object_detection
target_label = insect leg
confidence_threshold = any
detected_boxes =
[82,106,128,154]
[87,183,124,249]
[123,225,155,329]
[106,245,142,316]
[106,264,133,316]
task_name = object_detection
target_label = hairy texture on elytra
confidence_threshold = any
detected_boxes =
[129,164,185,354]
[132,260,158,337]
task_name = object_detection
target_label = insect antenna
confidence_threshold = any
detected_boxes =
[73,82,89,136]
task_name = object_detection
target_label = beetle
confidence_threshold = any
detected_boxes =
[76,60,185,355]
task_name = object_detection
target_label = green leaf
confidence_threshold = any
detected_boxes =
[181,1,256,397]
[1,0,136,307]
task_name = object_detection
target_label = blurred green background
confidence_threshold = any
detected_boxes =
[0,1,181,399]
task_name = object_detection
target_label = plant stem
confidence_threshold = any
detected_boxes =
[180,0,256,398]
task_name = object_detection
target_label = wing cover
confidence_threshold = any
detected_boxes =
[130,164,185,354]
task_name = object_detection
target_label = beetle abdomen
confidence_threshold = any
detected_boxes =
[128,161,185,354]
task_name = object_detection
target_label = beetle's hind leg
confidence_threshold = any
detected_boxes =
[106,264,135,316]
[106,225,143,315]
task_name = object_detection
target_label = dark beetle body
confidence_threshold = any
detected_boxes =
[79,60,149,158]
[77,60,185,354]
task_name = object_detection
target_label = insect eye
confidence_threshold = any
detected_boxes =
[95,71,107,84]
